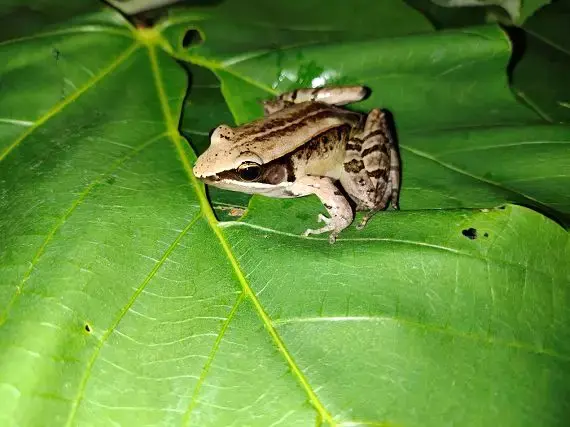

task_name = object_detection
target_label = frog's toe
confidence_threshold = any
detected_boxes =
[317,214,331,225]
[303,223,335,238]
[303,227,323,237]
[356,215,371,230]
[303,227,320,236]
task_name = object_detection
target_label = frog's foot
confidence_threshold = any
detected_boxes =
[291,176,353,243]
[303,214,340,243]
[356,210,377,230]
[303,228,338,244]
[264,86,369,115]
[356,216,370,230]
[262,99,294,116]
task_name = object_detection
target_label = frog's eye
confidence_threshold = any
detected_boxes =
[237,162,261,181]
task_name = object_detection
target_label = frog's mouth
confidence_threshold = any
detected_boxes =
[199,174,220,183]
[203,175,293,196]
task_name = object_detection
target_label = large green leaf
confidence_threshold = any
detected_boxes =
[173,13,570,224]
[172,0,436,213]
[1,3,569,427]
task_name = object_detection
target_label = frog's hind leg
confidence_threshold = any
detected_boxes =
[389,144,401,210]
[340,132,377,215]
[356,109,399,229]
[262,99,295,116]
[262,86,368,115]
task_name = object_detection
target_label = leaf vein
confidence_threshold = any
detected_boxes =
[401,145,556,212]
[0,42,140,162]
[182,293,245,426]
[64,212,202,426]
[0,26,132,48]
[220,221,555,277]
[151,42,334,423]
[273,316,570,361]
[0,131,168,326]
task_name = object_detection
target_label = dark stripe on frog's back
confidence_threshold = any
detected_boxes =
[236,102,359,145]
[288,125,351,173]
[216,126,350,186]
[235,102,323,138]
[240,125,351,185]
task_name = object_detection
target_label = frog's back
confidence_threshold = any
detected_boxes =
[234,102,361,162]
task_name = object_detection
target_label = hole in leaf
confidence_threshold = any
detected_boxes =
[484,232,489,237]
[84,323,92,333]
[462,228,477,240]
[182,29,203,48]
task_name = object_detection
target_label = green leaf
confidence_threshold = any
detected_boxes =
[1,3,569,427]
[222,200,570,426]
[0,1,103,41]
[511,1,570,123]
[160,0,434,62]
[173,0,436,214]
[174,17,570,225]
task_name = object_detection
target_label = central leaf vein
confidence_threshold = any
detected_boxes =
[147,42,334,425]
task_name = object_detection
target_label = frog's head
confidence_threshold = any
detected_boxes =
[192,124,292,195]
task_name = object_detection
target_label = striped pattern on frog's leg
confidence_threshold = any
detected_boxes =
[342,130,377,212]
[355,109,401,230]
[360,109,391,194]
[389,142,401,210]
[262,85,368,115]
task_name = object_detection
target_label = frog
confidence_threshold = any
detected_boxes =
[192,85,401,243]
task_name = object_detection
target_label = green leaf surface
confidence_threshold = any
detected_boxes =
[0,1,103,42]
[161,0,434,61]
[511,0,570,123]
[1,3,569,427]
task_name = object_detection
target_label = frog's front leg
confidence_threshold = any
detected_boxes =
[288,176,353,244]
[262,86,368,115]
